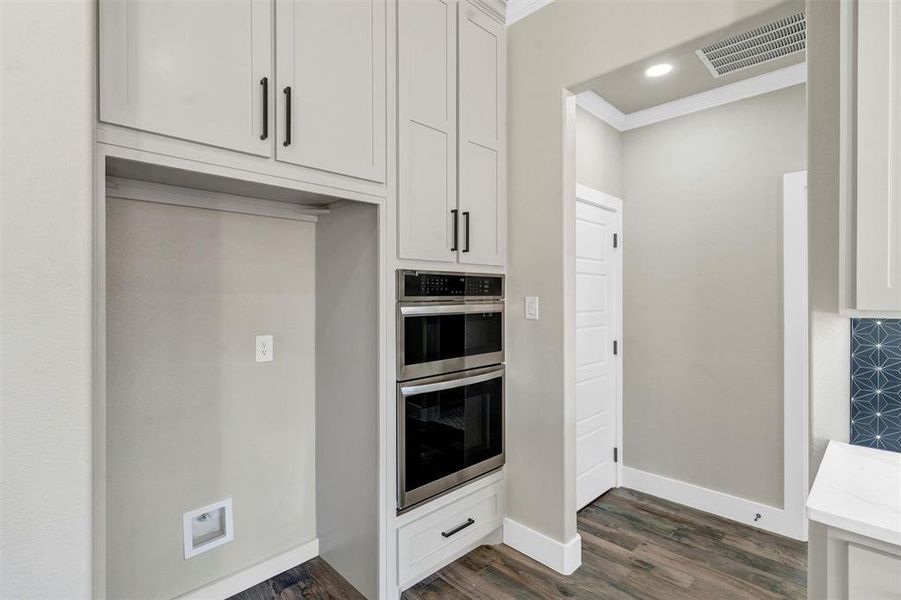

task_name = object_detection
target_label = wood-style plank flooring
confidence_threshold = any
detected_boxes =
[230,488,807,600]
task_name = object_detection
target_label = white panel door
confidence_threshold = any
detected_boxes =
[276,0,386,182]
[397,0,457,262]
[457,1,506,266]
[99,0,272,156]
[575,199,618,510]
[856,0,901,309]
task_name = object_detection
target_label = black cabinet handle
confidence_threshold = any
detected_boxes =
[451,209,459,251]
[441,518,475,538]
[462,211,471,253]
[260,77,269,140]
[283,86,292,147]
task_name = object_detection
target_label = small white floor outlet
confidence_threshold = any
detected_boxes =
[183,498,234,559]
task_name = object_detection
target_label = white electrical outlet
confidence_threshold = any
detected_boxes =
[525,296,539,320]
[255,335,273,362]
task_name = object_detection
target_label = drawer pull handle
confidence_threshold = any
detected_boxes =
[441,518,475,538]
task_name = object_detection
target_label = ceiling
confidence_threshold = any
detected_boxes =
[572,0,806,114]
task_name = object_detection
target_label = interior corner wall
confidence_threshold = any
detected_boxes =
[315,201,379,599]
[0,2,94,597]
[620,85,806,508]
[806,0,849,483]
[575,106,623,197]
[506,0,787,545]
[804,7,847,593]
[105,199,317,600]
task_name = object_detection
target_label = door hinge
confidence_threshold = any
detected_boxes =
[613,233,618,248]
[613,340,618,355]
[614,447,618,463]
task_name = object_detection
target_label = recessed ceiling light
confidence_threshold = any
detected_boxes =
[645,63,673,78]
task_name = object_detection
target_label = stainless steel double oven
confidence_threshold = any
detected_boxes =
[396,270,505,510]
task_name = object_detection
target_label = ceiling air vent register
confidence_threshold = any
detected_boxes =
[696,11,806,78]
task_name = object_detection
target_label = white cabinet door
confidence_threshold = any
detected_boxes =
[276,0,386,183]
[574,199,618,510]
[397,0,457,263]
[99,0,272,157]
[457,1,505,267]
[856,0,901,309]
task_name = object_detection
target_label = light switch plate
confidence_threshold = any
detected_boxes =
[255,335,273,362]
[525,296,539,320]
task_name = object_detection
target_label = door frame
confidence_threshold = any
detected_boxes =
[574,182,624,492]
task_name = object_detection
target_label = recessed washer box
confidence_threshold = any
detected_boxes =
[183,498,233,559]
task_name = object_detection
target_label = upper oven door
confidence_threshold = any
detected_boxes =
[397,302,504,381]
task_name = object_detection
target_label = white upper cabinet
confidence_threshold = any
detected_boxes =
[99,0,273,157]
[276,0,387,183]
[396,0,506,267]
[854,0,901,310]
[457,1,506,267]
[397,0,457,263]
[842,0,901,312]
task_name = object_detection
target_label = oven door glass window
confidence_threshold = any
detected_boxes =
[402,309,502,370]
[403,374,503,494]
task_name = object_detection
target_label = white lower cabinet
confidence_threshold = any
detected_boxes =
[396,475,504,590]
[811,525,901,600]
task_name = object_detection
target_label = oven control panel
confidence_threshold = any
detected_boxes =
[399,270,504,300]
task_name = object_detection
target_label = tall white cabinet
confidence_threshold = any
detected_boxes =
[458,2,506,267]
[842,0,901,313]
[397,0,506,267]
[397,0,458,262]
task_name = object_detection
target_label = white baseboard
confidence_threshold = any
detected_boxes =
[503,518,581,575]
[621,467,805,540]
[177,537,320,600]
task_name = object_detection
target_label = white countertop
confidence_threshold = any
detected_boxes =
[807,440,901,547]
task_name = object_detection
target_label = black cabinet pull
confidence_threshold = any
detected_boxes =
[260,77,269,140]
[462,211,471,253]
[441,518,475,538]
[283,86,292,147]
[451,209,459,251]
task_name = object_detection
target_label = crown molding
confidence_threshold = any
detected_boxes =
[469,0,507,24]
[573,91,628,131]
[575,62,807,132]
[506,0,554,26]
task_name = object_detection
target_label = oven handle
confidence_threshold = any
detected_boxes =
[399,302,504,316]
[400,367,503,396]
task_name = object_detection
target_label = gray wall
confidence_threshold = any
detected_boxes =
[0,2,94,597]
[621,85,807,507]
[806,2,847,595]
[506,0,786,544]
[806,0,849,478]
[316,202,378,599]
[106,198,317,599]
[576,106,623,197]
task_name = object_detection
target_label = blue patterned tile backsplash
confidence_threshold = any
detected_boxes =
[851,319,901,453]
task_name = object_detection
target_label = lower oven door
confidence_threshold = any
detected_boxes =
[398,365,505,510]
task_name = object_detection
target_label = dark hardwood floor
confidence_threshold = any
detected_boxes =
[230,488,807,600]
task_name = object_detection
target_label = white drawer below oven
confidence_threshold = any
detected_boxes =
[397,478,504,589]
